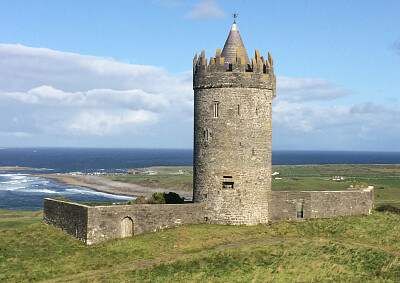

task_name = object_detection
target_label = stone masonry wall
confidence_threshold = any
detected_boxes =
[86,203,205,244]
[43,198,205,244]
[193,87,273,225]
[268,192,310,222]
[307,189,374,218]
[193,50,276,225]
[43,198,89,242]
[269,188,374,222]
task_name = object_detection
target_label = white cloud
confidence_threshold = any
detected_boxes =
[272,100,400,150]
[0,44,193,145]
[270,76,400,150]
[277,77,350,102]
[0,44,399,150]
[5,86,170,110]
[65,110,158,136]
[0,131,31,137]
[185,0,225,19]
[0,44,188,94]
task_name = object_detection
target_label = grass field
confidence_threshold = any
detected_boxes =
[2,164,398,281]
[1,210,399,282]
[0,209,43,230]
[110,167,193,192]
[109,164,400,208]
[271,164,400,208]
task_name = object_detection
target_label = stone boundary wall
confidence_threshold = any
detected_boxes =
[43,198,205,245]
[269,188,374,222]
[44,188,373,244]
[43,198,89,242]
[87,203,205,244]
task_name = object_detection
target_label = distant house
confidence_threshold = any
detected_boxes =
[332,176,344,181]
[142,171,157,175]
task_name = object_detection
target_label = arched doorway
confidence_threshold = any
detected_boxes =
[121,217,133,238]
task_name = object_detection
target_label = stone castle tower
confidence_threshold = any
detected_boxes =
[193,21,276,225]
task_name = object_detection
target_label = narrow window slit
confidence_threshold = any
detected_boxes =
[213,101,219,118]
[204,129,210,142]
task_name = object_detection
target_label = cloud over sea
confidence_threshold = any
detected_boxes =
[0,44,399,151]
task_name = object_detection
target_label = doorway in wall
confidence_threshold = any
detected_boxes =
[121,217,133,238]
[296,202,304,218]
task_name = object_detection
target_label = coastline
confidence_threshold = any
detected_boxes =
[1,166,43,171]
[33,174,193,199]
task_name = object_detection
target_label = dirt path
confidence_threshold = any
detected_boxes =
[33,174,192,199]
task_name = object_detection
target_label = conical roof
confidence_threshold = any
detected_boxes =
[221,22,250,69]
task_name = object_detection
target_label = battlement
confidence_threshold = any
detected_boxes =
[194,49,273,74]
[193,49,275,90]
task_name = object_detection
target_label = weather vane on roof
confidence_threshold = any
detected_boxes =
[233,12,238,23]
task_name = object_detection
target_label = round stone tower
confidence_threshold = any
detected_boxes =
[193,21,276,225]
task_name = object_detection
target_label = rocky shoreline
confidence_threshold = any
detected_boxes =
[33,174,193,200]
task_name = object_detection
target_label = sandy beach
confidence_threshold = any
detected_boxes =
[33,174,193,199]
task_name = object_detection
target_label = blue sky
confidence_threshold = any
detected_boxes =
[0,0,399,151]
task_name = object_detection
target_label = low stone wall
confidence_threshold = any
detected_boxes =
[43,198,205,244]
[43,198,89,242]
[44,188,373,244]
[268,191,310,221]
[87,203,205,244]
[269,188,374,222]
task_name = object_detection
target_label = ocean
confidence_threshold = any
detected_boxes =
[1,148,399,210]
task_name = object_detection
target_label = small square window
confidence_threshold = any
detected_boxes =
[222,181,234,189]
[222,176,233,189]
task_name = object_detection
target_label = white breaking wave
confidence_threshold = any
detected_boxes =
[19,188,60,194]
[0,180,22,184]
[0,174,49,191]
[3,186,25,191]
[1,174,17,177]
[8,174,25,179]
[0,173,134,211]
[0,174,29,190]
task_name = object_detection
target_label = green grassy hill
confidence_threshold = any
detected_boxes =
[2,164,399,282]
[1,208,399,282]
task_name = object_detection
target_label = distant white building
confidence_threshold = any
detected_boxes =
[142,171,157,175]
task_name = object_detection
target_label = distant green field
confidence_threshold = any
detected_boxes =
[1,209,399,282]
[271,164,400,208]
[110,164,400,207]
[110,173,193,191]
[0,209,43,229]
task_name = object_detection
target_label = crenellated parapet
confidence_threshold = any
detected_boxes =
[193,49,275,90]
